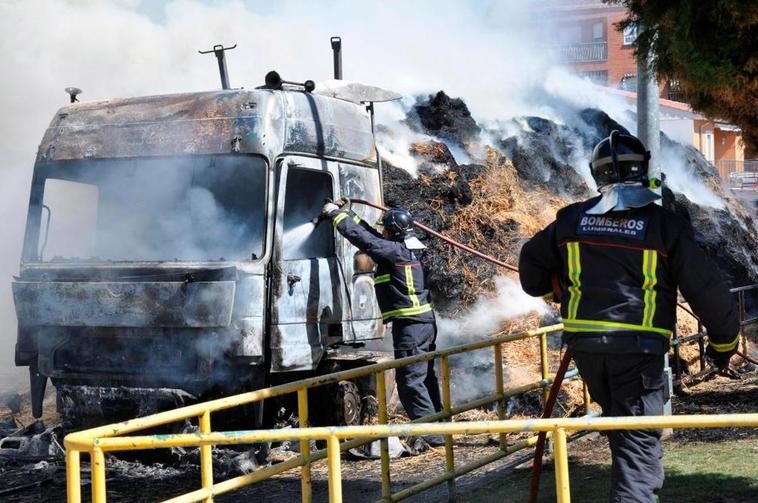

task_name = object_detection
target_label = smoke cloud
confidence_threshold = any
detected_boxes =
[0,0,728,390]
[0,0,555,388]
[436,277,546,348]
[436,277,546,405]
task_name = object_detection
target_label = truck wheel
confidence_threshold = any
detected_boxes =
[333,380,362,426]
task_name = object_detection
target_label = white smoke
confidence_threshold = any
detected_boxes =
[436,277,546,348]
[375,101,474,176]
[436,277,546,406]
[659,146,725,208]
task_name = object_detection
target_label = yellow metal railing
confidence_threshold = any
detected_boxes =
[65,324,577,502]
[62,318,758,503]
[66,413,758,503]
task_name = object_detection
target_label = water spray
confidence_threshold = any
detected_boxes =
[311,198,335,227]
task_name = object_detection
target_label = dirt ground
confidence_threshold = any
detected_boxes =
[2,369,755,503]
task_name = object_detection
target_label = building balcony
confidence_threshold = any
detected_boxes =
[558,42,607,63]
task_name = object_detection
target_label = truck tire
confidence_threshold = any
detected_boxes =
[333,380,362,426]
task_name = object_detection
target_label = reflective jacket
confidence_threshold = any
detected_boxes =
[330,209,435,324]
[519,196,740,355]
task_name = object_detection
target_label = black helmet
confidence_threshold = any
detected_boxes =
[382,207,413,240]
[589,131,650,188]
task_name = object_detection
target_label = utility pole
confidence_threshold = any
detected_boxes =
[636,28,661,183]
[636,25,672,424]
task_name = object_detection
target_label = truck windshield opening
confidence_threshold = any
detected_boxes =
[33,155,267,262]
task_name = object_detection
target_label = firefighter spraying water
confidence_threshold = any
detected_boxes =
[323,198,445,448]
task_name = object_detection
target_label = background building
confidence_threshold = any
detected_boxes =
[539,0,754,183]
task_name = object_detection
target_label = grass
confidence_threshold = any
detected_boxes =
[463,437,758,502]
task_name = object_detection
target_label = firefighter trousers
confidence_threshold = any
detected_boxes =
[392,320,444,444]
[572,350,665,503]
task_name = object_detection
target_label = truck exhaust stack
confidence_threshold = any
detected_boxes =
[331,36,342,79]
[198,43,237,90]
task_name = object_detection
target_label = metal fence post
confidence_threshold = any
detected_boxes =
[440,355,457,501]
[738,291,749,356]
[539,334,552,452]
[376,370,392,501]
[494,344,507,451]
[539,333,549,403]
[672,324,682,383]
[66,448,81,503]
[298,389,312,503]
[199,411,214,502]
[327,435,343,503]
[91,447,107,503]
[697,321,706,371]
[663,353,673,421]
[582,381,591,415]
[553,428,571,503]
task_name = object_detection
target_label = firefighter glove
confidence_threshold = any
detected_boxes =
[705,343,737,370]
[334,197,352,210]
[321,201,340,218]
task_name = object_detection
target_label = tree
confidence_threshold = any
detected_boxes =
[607,0,758,151]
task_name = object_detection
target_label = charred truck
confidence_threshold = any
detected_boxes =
[12,40,400,426]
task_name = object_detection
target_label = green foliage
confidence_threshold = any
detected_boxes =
[466,438,758,502]
[606,0,758,150]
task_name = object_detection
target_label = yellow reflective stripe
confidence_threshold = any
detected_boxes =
[563,318,672,336]
[374,274,391,284]
[381,303,433,320]
[332,212,348,226]
[709,333,740,352]
[353,214,361,224]
[642,250,658,327]
[405,265,420,307]
[566,242,582,319]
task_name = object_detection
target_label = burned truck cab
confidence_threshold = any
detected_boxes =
[13,82,392,423]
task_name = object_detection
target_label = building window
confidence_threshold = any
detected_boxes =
[623,25,638,45]
[558,24,582,45]
[619,73,637,92]
[577,70,608,85]
[592,22,604,43]
[667,79,684,102]
[703,130,714,163]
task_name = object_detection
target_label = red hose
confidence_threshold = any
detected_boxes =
[676,302,698,319]
[528,348,573,503]
[737,350,758,366]
[349,198,519,272]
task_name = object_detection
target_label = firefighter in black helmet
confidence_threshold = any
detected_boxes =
[321,199,444,447]
[519,131,740,502]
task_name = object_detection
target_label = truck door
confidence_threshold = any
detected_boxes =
[269,157,344,372]
[337,162,385,341]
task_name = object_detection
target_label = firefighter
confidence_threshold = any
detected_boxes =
[321,198,445,447]
[519,131,740,502]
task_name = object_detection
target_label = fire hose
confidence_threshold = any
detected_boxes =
[348,198,755,502]
[348,199,519,272]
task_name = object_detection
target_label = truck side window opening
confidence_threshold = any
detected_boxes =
[32,155,267,262]
[281,168,334,260]
[41,179,99,260]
